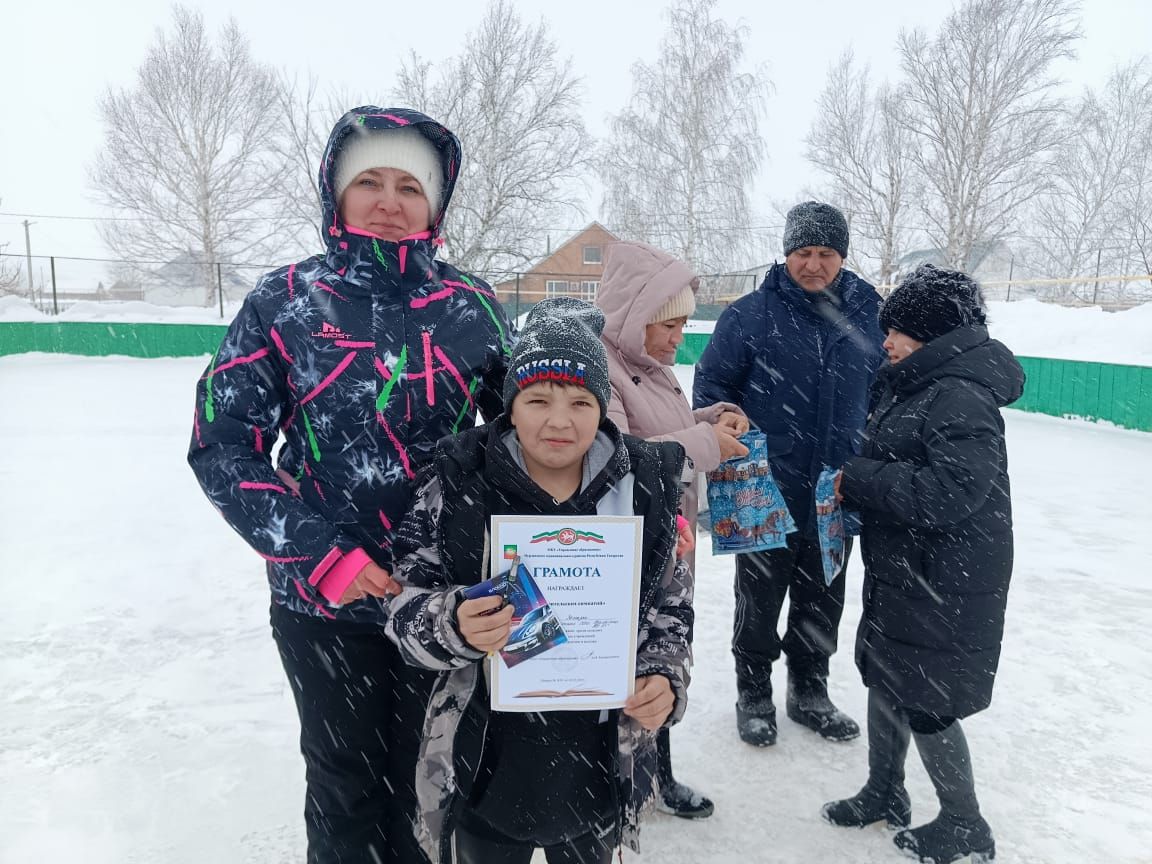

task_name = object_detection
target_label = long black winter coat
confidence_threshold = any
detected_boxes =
[840,325,1025,718]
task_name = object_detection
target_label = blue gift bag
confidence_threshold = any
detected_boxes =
[705,431,796,555]
[815,466,846,586]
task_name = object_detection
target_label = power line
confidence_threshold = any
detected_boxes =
[0,210,1144,247]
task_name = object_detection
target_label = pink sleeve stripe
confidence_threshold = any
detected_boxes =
[205,348,271,378]
[377,414,415,479]
[239,481,287,494]
[422,330,435,406]
[258,552,312,563]
[275,468,302,495]
[378,509,393,531]
[315,548,373,605]
[312,281,350,302]
[270,328,295,364]
[410,286,455,309]
[253,425,264,454]
[433,347,471,404]
[440,279,496,298]
[287,263,297,302]
[299,351,358,406]
[308,547,344,586]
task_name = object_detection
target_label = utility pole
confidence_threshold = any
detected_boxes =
[23,219,35,294]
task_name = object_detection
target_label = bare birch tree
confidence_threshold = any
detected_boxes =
[272,76,366,257]
[600,0,768,274]
[896,0,1080,270]
[0,199,21,294]
[1027,61,1152,298]
[0,247,21,294]
[91,6,285,306]
[1110,63,1152,291]
[806,50,918,285]
[392,0,592,276]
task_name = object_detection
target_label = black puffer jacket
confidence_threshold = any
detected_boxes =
[840,325,1025,718]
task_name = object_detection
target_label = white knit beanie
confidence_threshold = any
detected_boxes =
[648,284,697,324]
[333,126,443,219]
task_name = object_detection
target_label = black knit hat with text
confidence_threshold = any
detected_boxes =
[502,297,611,416]
[879,263,987,343]
[783,201,850,258]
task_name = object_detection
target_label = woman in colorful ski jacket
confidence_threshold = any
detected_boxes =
[187,106,513,864]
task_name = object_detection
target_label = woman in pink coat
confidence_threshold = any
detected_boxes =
[595,240,749,819]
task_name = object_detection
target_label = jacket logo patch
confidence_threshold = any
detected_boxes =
[312,321,351,340]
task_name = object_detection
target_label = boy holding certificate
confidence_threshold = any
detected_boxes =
[385,298,694,864]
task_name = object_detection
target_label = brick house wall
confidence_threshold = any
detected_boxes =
[493,223,619,318]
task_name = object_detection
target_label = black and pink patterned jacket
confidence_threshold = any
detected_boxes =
[188,106,512,623]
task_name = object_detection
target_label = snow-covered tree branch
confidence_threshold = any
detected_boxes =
[599,0,769,275]
[392,0,592,276]
[91,6,285,305]
[896,0,1080,270]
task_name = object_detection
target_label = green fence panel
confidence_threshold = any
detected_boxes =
[2,321,1150,432]
[678,332,711,366]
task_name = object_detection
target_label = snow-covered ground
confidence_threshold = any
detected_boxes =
[2,354,1150,864]
[4,294,1152,367]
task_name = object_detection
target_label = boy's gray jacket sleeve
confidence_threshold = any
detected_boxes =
[385,472,486,670]
[637,551,694,727]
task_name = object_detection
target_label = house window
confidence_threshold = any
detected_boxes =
[546,280,570,297]
[582,245,602,265]
[579,281,599,300]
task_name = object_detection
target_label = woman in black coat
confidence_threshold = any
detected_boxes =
[821,264,1024,864]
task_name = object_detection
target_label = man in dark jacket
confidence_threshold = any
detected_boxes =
[694,202,885,746]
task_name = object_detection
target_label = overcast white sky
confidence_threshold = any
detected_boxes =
[3,0,1150,271]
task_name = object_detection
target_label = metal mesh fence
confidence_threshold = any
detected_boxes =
[2,252,1149,319]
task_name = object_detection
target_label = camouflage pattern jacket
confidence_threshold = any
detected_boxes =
[187,107,512,624]
[385,418,693,862]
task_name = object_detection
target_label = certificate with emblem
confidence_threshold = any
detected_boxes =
[482,515,643,712]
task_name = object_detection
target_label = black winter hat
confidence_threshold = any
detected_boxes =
[879,263,987,343]
[503,297,611,416]
[783,201,850,258]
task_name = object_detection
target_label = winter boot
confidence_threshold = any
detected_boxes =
[822,689,911,829]
[893,722,996,863]
[655,727,715,818]
[658,781,716,819]
[786,675,860,742]
[736,691,777,747]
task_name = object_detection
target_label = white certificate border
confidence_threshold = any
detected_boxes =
[487,514,643,712]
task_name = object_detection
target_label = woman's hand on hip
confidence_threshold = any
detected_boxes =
[340,562,402,604]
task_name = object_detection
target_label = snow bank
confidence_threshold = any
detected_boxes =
[688,300,1152,366]
[986,299,1152,366]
